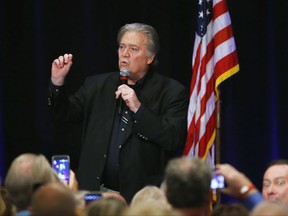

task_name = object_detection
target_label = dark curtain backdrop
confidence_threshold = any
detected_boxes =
[1,0,288,203]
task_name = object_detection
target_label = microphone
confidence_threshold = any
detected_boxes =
[118,68,130,114]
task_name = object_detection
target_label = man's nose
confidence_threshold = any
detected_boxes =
[266,185,275,194]
[121,48,130,57]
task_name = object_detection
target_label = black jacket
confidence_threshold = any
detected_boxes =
[48,71,189,202]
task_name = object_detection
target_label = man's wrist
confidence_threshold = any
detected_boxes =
[239,184,257,199]
[51,77,65,86]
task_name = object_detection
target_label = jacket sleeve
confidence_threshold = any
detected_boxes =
[132,81,189,152]
[47,81,85,123]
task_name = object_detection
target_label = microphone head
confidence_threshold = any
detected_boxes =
[120,68,130,77]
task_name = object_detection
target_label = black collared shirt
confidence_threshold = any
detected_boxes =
[101,75,146,190]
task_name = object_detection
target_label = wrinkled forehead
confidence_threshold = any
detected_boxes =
[264,164,288,179]
[120,31,149,46]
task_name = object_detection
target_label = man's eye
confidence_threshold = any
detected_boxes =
[131,47,138,52]
[276,179,286,186]
[119,45,125,50]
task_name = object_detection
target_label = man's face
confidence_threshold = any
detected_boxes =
[118,31,155,81]
[262,164,288,206]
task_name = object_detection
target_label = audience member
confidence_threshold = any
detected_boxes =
[30,182,80,216]
[162,156,212,216]
[0,189,4,216]
[250,201,288,216]
[0,187,17,216]
[85,196,127,216]
[4,153,60,215]
[4,153,78,215]
[102,192,127,205]
[130,185,170,209]
[121,202,184,216]
[217,160,288,210]
[215,163,262,210]
[211,203,249,216]
[262,159,288,206]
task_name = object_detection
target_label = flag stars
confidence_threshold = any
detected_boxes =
[199,11,204,18]
[196,0,213,36]
[200,25,204,36]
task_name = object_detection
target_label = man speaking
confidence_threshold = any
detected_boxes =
[48,23,189,202]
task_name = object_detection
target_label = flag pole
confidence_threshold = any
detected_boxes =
[216,90,221,165]
[215,89,222,204]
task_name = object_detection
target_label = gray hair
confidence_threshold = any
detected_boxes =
[117,23,160,65]
[5,153,59,210]
[164,157,212,208]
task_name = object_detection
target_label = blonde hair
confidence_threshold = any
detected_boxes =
[122,203,184,216]
[130,185,170,209]
[5,153,59,210]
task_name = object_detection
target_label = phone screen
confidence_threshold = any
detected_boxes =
[210,174,225,189]
[84,193,103,205]
[52,155,70,184]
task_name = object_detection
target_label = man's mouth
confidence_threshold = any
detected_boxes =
[120,60,129,65]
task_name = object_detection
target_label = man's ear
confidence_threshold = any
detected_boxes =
[147,54,155,65]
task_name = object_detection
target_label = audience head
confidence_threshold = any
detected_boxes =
[85,196,127,216]
[130,185,170,209]
[0,190,4,216]
[262,159,288,206]
[102,191,127,206]
[163,156,212,213]
[0,187,17,216]
[251,201,288,216]
[211,203,249,216]
[0,185,17,216]
[31,182,78,216]
[4,153,59,210]
[121,202,184,216]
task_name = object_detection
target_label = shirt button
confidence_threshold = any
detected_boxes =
[104,154,107,158]
[121,128,125,131]
[125,111,128,114]
[96,176,100,180]
[134,120,137,123]
[119,145,122,149]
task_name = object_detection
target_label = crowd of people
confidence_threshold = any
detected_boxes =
[1,22,288,215]
[1,153,288,216]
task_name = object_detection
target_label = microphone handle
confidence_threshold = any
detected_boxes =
[118,77,128,114]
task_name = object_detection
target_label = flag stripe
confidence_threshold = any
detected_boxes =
[184,0,239,167]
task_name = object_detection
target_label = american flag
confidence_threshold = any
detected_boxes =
[183,0,239,166]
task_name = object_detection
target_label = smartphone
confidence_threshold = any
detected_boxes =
[52,155,70,184]
[84,192,103,205]
[210,174,225,189]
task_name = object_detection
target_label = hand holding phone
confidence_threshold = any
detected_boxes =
[52,155,70,184]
